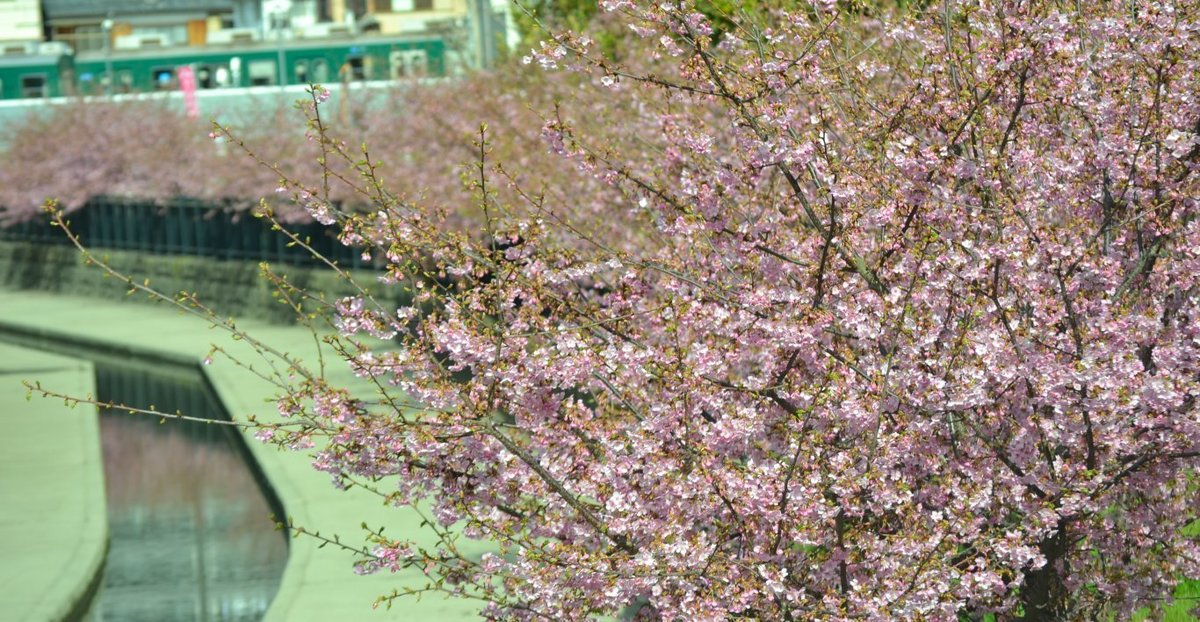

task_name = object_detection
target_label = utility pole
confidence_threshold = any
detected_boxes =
[276,12,286,88]
[102,13,114,97]
[472,0,495,70]
[264,0,292,88]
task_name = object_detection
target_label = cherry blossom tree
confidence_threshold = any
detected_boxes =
[39,0,1200,619]
[0,100,304,222]
[0,63,640,230]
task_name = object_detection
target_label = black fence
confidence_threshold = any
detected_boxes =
[1,197,365,268]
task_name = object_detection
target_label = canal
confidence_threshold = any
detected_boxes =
[81,360,288,621]
[0,333,288,622]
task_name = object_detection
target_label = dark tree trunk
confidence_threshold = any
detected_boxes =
[1019,523,1071,621]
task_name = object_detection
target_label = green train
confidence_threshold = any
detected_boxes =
[0,41,75,99]
[0,34,446,100]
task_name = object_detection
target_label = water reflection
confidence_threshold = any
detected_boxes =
[83,363,287,622]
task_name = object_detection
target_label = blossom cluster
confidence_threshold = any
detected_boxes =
[264,1,1199,619]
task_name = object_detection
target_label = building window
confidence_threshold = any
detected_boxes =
[78,26,108,52]
[294,60,309,84]
[20,74,46,98]
[375,0,432,11]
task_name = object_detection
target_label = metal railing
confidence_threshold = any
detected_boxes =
[1,196,365,268]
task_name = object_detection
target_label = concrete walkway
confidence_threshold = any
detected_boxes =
[0,290,488,621]
[0,343,106,622]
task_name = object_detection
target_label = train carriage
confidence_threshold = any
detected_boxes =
[0,34,446,100]
[0,42,75,100]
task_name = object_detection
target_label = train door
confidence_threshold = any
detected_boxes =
[229,57,242,87]
[312,59,329,83]
[58,55,76,96]
[343,56,365,81]
[115,70,134,93]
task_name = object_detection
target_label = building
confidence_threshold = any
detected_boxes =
[0,0,42,44]
[346,0,517,69]
[41,0,288,53]
[33,0,508,74]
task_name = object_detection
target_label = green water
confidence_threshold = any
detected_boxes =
[80,361,287,621]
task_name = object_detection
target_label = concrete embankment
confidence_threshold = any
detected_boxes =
[0,290,487,621]
[0,343,106,622]
[0,240,405,325]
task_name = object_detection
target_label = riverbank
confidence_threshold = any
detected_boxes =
[0,343,107,621]
[0,289,487,621]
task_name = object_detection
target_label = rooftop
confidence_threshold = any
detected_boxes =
[42,0,238,20]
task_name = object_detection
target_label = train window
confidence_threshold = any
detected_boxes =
[344,57,365,81]
[116,70,134,93]
[388,50,428,79]
[192,64,229,89]
[229,57,242,86]
[407,51,428,77]
[248,60,277,86]
[294,60,309,84]
[388,52,403,79]
[20,75,46,98]
[312,59,329,83]
[152,67,177,91]
[59,68,77,97]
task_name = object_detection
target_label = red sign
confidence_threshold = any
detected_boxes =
[177,65,199,119]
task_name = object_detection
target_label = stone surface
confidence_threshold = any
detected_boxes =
[0,341,107,622]
[0,289,487,621]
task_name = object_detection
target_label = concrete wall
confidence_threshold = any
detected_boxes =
[0,344,107,622]
[0,241,411,324]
